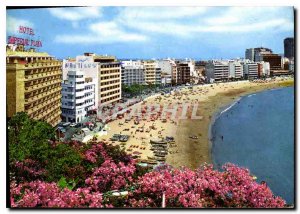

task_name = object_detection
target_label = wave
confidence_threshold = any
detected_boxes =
[248,94,256,97]
[219,98,241,115]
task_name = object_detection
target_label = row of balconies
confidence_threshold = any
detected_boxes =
[25,87,61,104]
[100,80,120,86]
[47,111,62,126]
[24,72,61,82]
[25,75,60,87]
[101,89,120,99]
[26,94,61,111]
[100,75,120,81]
[27,96,61,115]
[42,107,61,123]
[24,61,62,68]
[25,79,61,93]
[101,94,120,105]
[29,103,60,121]
[100,86,120,95]
[25,85,61,100]
[36,105,59,121]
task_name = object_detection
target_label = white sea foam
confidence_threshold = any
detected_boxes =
[248,94,257,97]
[220,98,241,115]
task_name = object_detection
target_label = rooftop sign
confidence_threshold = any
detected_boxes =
[7,26,42,47]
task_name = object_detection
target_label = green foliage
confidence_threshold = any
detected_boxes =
[8,112,55,162]
[122,83,160,96]
[58,177,77,190]
[45,143,82,182]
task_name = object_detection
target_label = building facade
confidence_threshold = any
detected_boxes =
[6,44,62,127]
[284,37,294,59]
[82,53,121,107]
[176,62,191,85]
[228,60,243,79]
[243,62,258,79]
[143,61,156,85]
[205,60,229,83]
[245,48,255,61]
[121,60,145,86]
[258,54,282,73]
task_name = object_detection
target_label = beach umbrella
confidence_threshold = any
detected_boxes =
[133,151,141,154]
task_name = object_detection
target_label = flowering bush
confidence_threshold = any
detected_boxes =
[10,180,108,208]
[11,159,46,182]
[10,162,286,208]
[128,163,286,208]
[85,159,136,192]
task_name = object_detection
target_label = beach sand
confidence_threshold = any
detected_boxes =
[98,77,294,169]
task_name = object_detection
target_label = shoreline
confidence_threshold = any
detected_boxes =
[165,78,294,169]
[207,85,294,168]
[98,77,294,169]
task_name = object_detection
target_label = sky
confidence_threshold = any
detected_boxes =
[6,6,294,60]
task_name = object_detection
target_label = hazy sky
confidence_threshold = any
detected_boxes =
[6,6,294,60]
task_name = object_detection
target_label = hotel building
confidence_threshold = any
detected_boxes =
[6,44,62,127]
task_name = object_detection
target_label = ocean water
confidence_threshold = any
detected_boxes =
[211,86,294,204]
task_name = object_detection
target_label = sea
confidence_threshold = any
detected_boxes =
[211,86,294,204]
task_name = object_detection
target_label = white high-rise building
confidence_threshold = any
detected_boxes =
[61,63,97,123]
[228,60,243,79]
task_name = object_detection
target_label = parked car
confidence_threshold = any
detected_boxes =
[62,122,71,127]
[70,123,77,127]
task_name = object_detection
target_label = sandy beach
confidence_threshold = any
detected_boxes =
[98,77,294,169]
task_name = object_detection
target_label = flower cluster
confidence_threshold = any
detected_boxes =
[128,163,286,208]
[85,159,136,192]
[12,159,46,181]
[10,180,109,208]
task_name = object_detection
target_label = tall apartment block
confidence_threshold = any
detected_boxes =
[176,61,191,85]
[121,60,145,86]
[157,59,174,85]
[6,44,62,127]
[284,37,294,59]
[142,60,157,85]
